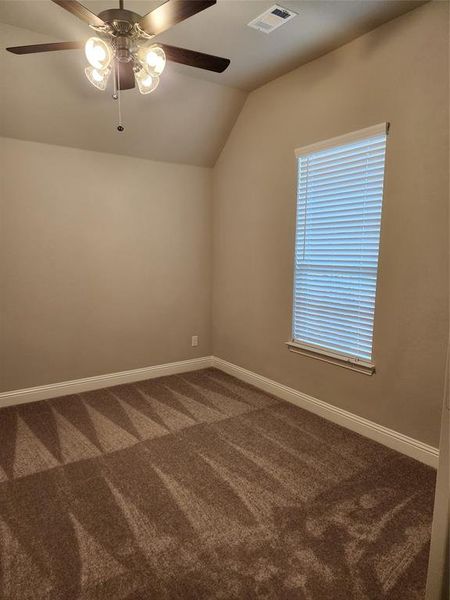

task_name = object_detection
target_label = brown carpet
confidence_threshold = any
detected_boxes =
[0,368,435,599]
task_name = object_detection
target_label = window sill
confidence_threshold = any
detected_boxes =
[286,341,375,376]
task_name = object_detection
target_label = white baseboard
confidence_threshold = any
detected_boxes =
[0,356,214,409]
[0,354,439,468]
[212,357,439,468]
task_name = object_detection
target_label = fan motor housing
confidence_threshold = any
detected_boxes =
[97,8,141,33]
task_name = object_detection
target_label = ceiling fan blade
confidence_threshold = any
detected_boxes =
[138,0,216,36]
[161,44,230,73]
[51,0,106,27]
[6,41,84,55]
[117,62,135,90]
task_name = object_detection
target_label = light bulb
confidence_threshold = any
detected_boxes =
[135,69,159,95]
[85,37,112,70]
[85,65,111,91]
[137,43,166,77]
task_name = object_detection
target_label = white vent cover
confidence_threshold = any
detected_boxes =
[247,4,297,33]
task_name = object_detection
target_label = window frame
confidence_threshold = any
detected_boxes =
[287,123,389,375]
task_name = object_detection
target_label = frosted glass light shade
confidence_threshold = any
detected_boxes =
[137,43,166,77]
[136,69,159,95]
[85,65,111,91]
[85,37,112,70]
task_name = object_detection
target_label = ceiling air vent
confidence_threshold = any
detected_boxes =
[247,5,297,33]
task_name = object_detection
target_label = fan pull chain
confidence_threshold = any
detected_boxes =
[114,61,125,132]
[112,62,118,100]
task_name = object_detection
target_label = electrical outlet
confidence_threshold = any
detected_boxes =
[191,335,198,347]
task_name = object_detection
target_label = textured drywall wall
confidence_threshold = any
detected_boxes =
[212,1,449,447]
[0,137,212,391]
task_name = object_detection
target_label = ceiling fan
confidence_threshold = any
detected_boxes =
[6,0,230,129]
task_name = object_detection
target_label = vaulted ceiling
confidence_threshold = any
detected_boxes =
[0,0,426,166]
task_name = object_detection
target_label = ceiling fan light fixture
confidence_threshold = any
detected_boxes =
[137,43,166,77]
[7,0,231,132]
[85,37,112,70]
[85,65,111,91]
[135,69,159,95]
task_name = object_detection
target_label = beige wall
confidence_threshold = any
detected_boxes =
[212,1,449,447]
[0,137,212,392]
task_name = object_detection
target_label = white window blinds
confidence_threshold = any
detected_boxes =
[292,124,388,366]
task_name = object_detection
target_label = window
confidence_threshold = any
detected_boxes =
[289,123,388,374]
